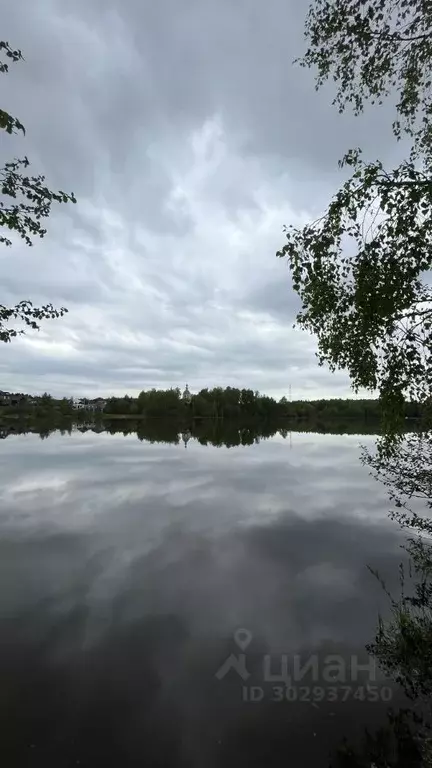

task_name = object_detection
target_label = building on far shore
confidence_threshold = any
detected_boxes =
[73,398,107,412]
[92,398,107,411]
[0,391,25,407]
[182,384,192,404]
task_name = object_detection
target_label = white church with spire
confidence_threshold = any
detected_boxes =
[182,384,192,404]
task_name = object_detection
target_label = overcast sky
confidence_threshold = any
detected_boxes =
[0,0,400,398]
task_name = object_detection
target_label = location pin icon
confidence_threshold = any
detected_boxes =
[234,627,252,651]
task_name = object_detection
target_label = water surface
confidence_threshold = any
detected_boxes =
[0,427,408,766]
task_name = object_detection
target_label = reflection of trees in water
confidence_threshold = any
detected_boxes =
[329,709,425,767]
[2,421,432,762]
[364,435,432,705]
[0,416,401,445]
[329,433,432,767]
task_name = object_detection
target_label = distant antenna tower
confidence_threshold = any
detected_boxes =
[289,384,292,449]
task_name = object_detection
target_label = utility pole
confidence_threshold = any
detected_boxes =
[289,383,292,449]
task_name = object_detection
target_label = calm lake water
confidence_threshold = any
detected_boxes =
[0,427,409,766]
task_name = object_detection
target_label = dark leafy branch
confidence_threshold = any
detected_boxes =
[0,157,76,247]
[277,150,432,442]
[0,301,68,343]
[0,39,76,342]
[298,0,432,161]
[0,42,24,135]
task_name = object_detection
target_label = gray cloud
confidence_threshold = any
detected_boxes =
[0,0,397,397]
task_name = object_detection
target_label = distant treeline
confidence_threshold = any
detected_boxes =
[107,388,392,421]
[0,386,425,422]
